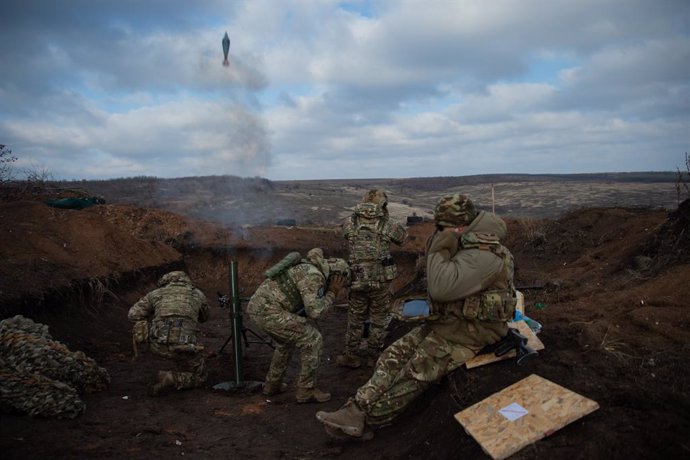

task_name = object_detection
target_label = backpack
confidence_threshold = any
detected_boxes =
[265,252,304,308]
[265,252,302,279]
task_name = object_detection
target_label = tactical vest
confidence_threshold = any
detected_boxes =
[149,283,203,345]
[347,207,391,262]
[265,252,304,309]
[346,203,396,287]
[432,232,517,323]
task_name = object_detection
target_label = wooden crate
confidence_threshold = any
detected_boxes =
[455,374,599,459]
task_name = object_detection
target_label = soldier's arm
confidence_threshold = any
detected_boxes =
[387,222,408,245]
[299,274,336,320]
[128,293,155,321]
[427,248,503,302]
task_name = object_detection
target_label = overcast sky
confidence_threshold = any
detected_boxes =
[1,0,688,181]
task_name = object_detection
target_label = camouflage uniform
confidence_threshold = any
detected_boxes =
[0,315,110,419]
[317,194,516,433]
[128,271,210,393]
[247,249,343,391]
[341,190,407,362]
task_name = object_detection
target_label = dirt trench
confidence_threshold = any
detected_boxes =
[2,202,690,459]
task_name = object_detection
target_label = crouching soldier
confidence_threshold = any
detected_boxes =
[247,248,349,404]
[128,271,210,396]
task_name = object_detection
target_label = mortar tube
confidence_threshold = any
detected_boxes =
[229,259,243,384]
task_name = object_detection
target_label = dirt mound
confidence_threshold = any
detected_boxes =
[640,198,690,270]
[0,201,183,311]
[1,201,689,459]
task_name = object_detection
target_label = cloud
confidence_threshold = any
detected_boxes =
[0,0,688,180]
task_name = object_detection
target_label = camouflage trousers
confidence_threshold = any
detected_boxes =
[149,342,207,390]
[354,325,475,426]
[247,301,322,389]
[344,284,392,357]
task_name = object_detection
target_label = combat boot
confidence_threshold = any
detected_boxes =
[315,399,366,437]
[296,387,331,404]
[336,354,361,369]
[149,371,176,397]
[262,381,288,396]
[324,424,375,442]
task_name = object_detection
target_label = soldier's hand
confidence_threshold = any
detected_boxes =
[328,274,347,294]
[427,229,460,257]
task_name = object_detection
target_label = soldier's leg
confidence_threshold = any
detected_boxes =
[359,328,474,426]
[148,343,177,394]
[265,342,293,385]
[294,322,323,389]
[366,285,393,356]
[148,344,202,393]
[316,327,429,435]
[344,289,368,356]
[355,326,428,408]
[365,377,430,426]
[294,323,330,403]
[253,305,303,386]
[172,351,207,390]
[148,347,205,393]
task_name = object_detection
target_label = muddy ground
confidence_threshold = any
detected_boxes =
[1,198,689,459]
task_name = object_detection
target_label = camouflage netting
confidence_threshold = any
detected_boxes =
[0,315,110,419]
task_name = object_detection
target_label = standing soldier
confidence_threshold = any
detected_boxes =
[247,248,349,404]
[336,189,408,368]
[316,194,517,439]
[128,271,210,396]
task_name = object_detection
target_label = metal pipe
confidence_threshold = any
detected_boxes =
[229,259,243,384]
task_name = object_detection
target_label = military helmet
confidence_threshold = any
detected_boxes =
[158,271,192,287]
[362,189,388,206]
[327,257,351,284]
[434,193,477,227]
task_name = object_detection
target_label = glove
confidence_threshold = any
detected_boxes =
[327,274,347,295]
[427,230,460,258]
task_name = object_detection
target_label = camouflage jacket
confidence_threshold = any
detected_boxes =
[128,280,209,346]
[343,202,408,289]
[426,211,514,349]
[249,262,336,320]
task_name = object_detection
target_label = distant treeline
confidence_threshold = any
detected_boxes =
[53,171,677,204]
[277,172,678,192]
[54,175,274,206]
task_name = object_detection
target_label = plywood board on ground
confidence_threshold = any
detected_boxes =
[455,374,599,459]
[465,319,544,369]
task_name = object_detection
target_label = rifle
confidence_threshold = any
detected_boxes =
[482,327,538,365]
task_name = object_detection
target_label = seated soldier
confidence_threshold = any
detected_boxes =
[316,194,517,438]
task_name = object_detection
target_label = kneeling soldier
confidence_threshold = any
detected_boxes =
[128,271,210,396]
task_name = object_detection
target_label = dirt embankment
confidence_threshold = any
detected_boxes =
[1,199,689,459]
